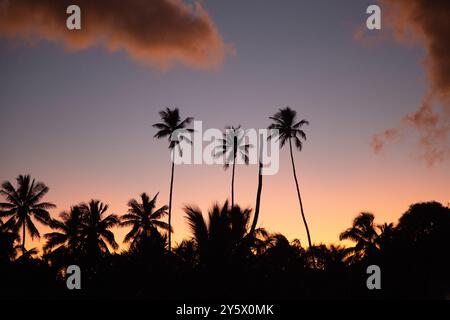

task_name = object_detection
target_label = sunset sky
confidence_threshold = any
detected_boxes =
[1,0,449,251]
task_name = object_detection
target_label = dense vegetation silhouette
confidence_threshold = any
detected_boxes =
[1,182,449,299]
[0,107,449,299]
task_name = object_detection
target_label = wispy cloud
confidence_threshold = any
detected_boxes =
[371,128,400,154]
[368,0,450,165]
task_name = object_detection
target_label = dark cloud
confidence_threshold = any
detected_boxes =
[0,0,232,70]
[371,0,450,165]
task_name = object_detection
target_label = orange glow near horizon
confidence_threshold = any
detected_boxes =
[1,0,449,257]
[23,145,450,254]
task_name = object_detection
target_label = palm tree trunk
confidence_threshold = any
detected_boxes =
[288,138,315,266]
[168,149,175,252]
[22,222,26,255]
[250,141,263,235]
[231,154,236,208]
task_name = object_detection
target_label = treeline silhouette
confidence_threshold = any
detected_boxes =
[0,174,449,299]
[1,107,449,299]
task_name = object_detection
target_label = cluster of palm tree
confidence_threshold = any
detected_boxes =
[1,172,449,298]
[44,200,119,261]
[1,173,444,274]
[152,106,313,255]
[2,107,447,276]
[1,108,450,299]
[0,106,317,268]
[0,175,171,263]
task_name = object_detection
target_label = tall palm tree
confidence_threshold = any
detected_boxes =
[250,136,264,235]
[214,126,252,208]
[268,108,314,252]
[0,174,55,254]
[80,200,119,259]
[120,192,170,250]
[339,212,379,262]
[153,107,193,252]
[44,206,84,255]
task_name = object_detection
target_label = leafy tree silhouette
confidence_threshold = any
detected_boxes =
[397,202,450,244]
[391,202,450,298]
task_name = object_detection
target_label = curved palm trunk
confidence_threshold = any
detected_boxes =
[22,221,26,254]
[168,150,175,252]
[288,138,315,266]
[250,142,263,235]
[231,155,236,208]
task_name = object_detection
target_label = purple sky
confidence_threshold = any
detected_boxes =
[1,0,449,249]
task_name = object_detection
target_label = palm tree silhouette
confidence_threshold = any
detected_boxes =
[250,136,264,235]
[16,247,39,262]
[312,244,348,270]
[184,201,251,266]
[250,228,272,255]
[339,212,379,262]
[44,206,84,256]
[214,126,252,208]
[0,174,55,254]
[153,107,193,252]
[268,108,314,253]
[79,200,119,259]
[120,192,170,251]
[174,239,198,267]
[260,233,307,270]
[376,222,395,251]
[0,219,19,262]
[251,230,286,255]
